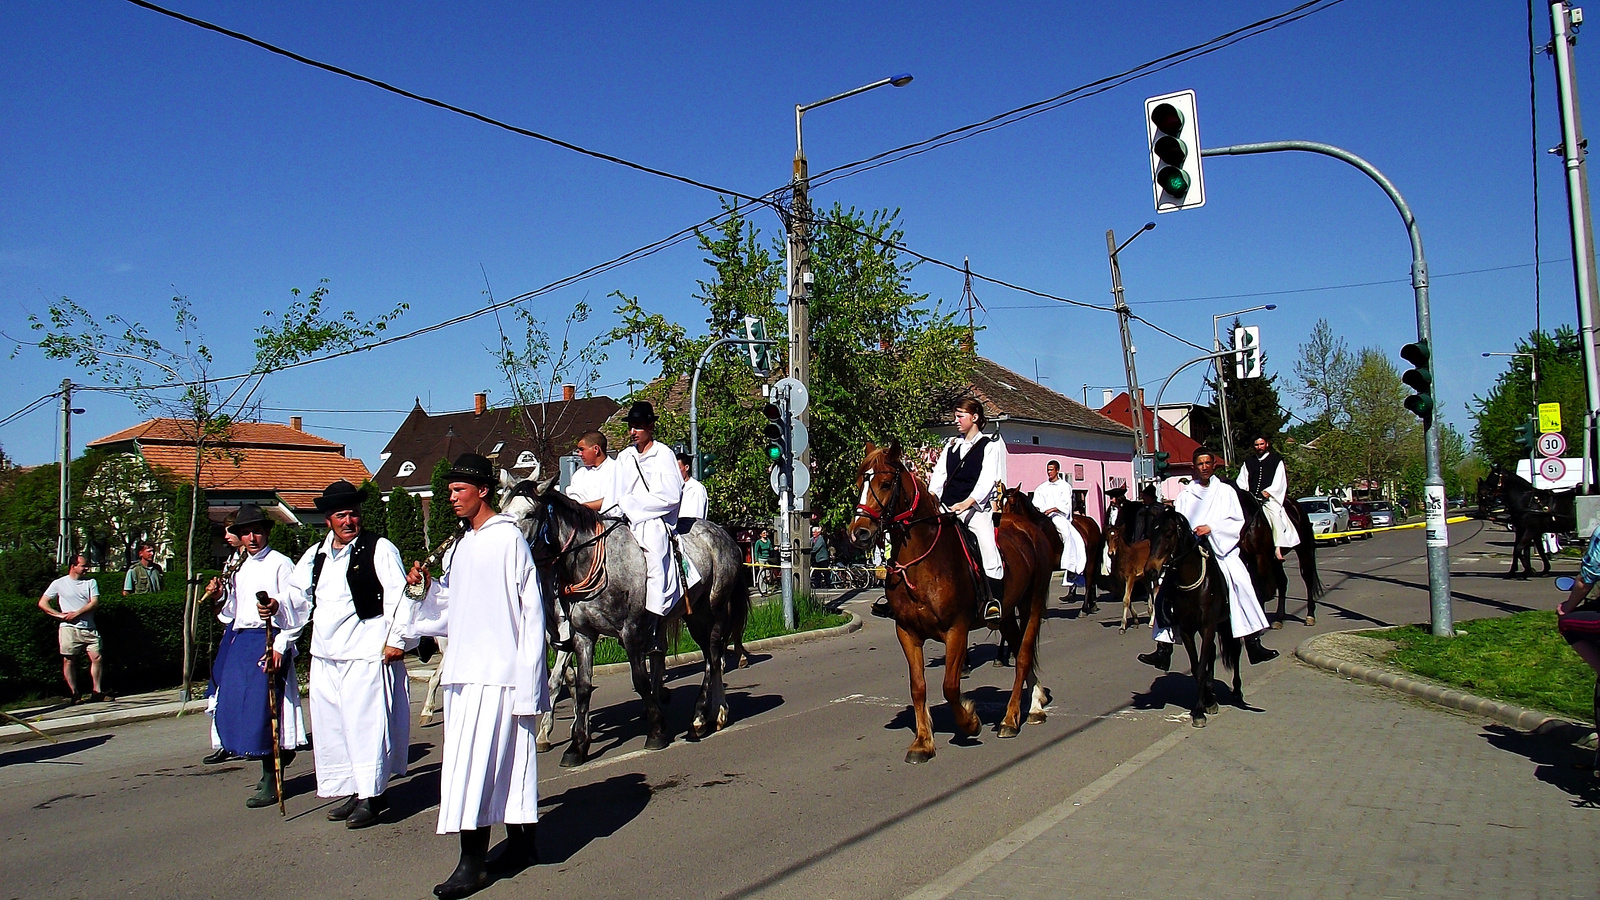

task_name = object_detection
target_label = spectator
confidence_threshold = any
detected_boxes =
[123,542,164,595]
[1559,530,1600,775]
[753,529,772,567]
[812,526,831,588]
[39,554,111,703]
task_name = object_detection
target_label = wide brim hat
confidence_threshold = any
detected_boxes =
[622,401,658,426]
[229,504,272,535]
[445,452,496,487]
[314,479,368,513]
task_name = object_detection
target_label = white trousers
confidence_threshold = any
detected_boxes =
[630,517,681,615]
[958,508,1004,580]
[437,683,539,834]
[1049,512,1087,582]
[1263,496,1302,548]
[421,639,448,719]
[310,656,409,799]
[1152,549,1269,644]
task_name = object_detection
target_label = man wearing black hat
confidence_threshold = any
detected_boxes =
[291,480,418,829]
[615,402,683,629]
[209,504,309,808]
[405,453,549,899]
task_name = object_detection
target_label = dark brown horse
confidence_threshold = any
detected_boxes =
[1067,513,1105,613]
[848,442,1054,763]
[1484,468,1577,578]
[1232,487,1324,626]
[1144,503,1243,727]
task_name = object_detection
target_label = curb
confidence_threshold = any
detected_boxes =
[1294,631,1596,747]
[588,611,862,677]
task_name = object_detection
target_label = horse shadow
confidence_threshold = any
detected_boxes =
[880,684,1033,745]
[550,686,785,758]
[532,772,652,863]
[1480,723,1600,808]
[0,733,112,767]
[1131,672,1256,714]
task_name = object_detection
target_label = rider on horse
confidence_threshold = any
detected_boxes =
[615,402,685,649]
[1139,447,1281,671]
[1236,434,1302,561]
[1032,460,1088,589]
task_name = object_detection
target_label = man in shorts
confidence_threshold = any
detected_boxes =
[40,554,111,702]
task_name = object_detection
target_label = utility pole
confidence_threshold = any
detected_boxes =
[787,150,813,595]
[1108,226,1153,485]
[57,378,73,568]
[1549,0,1600,492]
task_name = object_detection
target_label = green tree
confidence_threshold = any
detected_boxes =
[608,203,974,531]
[493,300,609,472]
[386,487,426,565]
[1292,318,1354,429]
[1471,328,1585,469]
[167,483,209,575]
[78,449,174,568]
[426,457,455,545]
[1199,318,1288,463]
[359,480,387,540]
[268,520,317,560]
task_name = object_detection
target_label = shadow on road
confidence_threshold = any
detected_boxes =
[1130,671,1256,714]
[536,772,652,863]
[1481,723,1600,808]
[0,733,113,767]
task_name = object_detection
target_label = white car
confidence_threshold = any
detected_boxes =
[1297,497,1350,540]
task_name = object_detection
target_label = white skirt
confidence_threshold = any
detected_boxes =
[438,683,540,833]
[310,656,409,799]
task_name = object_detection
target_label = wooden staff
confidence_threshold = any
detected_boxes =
[257,590,285,816]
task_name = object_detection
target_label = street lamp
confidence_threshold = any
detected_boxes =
[786,72,912,593]
[1108,222,1157,474]
[1211,303,1278,465]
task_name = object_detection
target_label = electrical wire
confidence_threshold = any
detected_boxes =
[0,392,59,429]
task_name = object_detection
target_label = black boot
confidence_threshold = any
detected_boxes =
[870,598,893,619]
[326,794,359,821]
[1245,636,1280,665]
[345,794,387,829]
[489,823,538,874]
[982,577,1004,624]
[1137,643,1173,671]
[434,828,492,899]
[202,748,237,765]
[245,759,278,809]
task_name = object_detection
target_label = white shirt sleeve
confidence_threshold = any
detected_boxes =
[1265,459,1288,501]
[965,435,1008,508]
[927,439,953,500]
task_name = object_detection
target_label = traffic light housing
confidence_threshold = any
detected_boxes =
[1153,451,1171,479]
[1399,340,1434,426]
[1234,325,1262,380]
[1144,90,1206,213]
[1512,416,1538,453]
[743,315,771,375]
[762,402,788,464]
[698,450,716,480]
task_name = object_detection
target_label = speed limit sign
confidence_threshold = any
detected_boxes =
[1539,431,1567,458]
[1539,456,1567,482]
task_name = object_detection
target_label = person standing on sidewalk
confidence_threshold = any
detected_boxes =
[122,542,163,595]
[406,453,549,899]
[292,480,418,830]
[39,554,110,703]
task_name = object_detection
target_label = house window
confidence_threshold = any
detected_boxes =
[1031,436,1039,445]
[1074,464,1085,481]
[514,450,539,469]
[397,461,416,477]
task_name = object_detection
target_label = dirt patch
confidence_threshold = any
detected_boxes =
[1310,631,1397,669]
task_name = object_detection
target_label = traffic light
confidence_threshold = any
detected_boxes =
[1234,325,1262,379]
[1154,451,1171,479]
[698,450,716,480]
[1144,90,1206,213]
[1513,416,1538,453]
[1399,340,1434,426]
[762,402,788,464]
[743,315,771,375]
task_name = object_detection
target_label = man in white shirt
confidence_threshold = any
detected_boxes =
[294,480,417,830]
[615,402,683,629]
[39,554,108,703]
[566,431,621,516]
[1032,460,1086,588]
[407,453,549,899]
[676,451,708,525]
[1139,449,1279,671]
[210,504,310,809]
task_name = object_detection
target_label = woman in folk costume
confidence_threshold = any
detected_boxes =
[1138,448,1280,671]
[208,504,309,808]
[1032,460,1087,588]
[874,397,1009,623]
[614,402,684,639]
[1235,434,1301,560]
[406,453,550,899]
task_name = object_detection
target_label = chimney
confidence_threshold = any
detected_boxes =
[562,383,576,402]
[289,416,303,431]
[474,392,487,417]
[1101,389,1114,407]
[1137,388,1146,408]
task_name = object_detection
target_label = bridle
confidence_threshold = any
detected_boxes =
[519,481,627,600]
[1154,509,1210,594]
[854,454,955,591]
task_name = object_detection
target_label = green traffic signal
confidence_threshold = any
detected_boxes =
[762,402,786,462]
[1156,166,1191,198]
[1153,451,1171,477]
[1399,340,1434,425]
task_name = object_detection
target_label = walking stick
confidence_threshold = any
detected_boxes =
[0,710,58,744]
[257,591,286,816]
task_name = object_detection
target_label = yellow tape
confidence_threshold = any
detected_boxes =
[1313,515,1472,540]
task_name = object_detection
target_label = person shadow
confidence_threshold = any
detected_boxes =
[0,733,113,767]
[526,772,652,863]
[1131,671,1257,714]
[1481,723,1600,808]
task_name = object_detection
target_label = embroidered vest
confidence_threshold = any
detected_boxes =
[940,437,992,507]
[1242,452,1283,496]
[311,531,385,620]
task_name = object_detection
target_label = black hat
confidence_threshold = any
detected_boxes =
[1106,485,1129,497]
[445,453,496,487]
[314,480,367,513]
[622,401,658,426]
[229,504,273,535]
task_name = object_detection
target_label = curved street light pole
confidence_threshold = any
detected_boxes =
[1212,303,1277,466]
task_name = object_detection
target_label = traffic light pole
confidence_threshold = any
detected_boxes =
[1203,140,1453,636]
[1107,227,1152,485]
[1150,350,1237,461]
[688,336,779,480]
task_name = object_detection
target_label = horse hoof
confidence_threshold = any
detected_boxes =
[1027,712,1047,725]
[690,716,706,740]
[1271,621,1283,630]
[717,705,729,730]
[1305,616,1316,627]
[1191,715,1207,728]
[535,739,552,753]
[997,723,1020,739]
[559,747,586,768]
[644,733,671,752]
[905,748,934,765]
[991,657,1006,668]
[1084,602,1098,614]
[1206,703,1220,715]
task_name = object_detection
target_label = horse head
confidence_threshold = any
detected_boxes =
[495,458,557,543]
[849,439,920,551]
[1143,503,1196,579]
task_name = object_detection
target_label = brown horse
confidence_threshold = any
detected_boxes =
[1104,497,1161,632]
[848,442,1054,764]
[1067,514,1104,613]
[1231,486,1324,626]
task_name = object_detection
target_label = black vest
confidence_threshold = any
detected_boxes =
[940,437,992,507]
[311,530,385,620]
[1242,452,1283,496]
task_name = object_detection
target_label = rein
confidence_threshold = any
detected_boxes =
[857,461,961,593]
[536,504,629,600]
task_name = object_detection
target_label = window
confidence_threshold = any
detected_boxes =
[514,450,539,469]
[1074,464,1085,481]
[396,461,416,477]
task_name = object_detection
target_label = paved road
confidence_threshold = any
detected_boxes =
[0,518,1568,900]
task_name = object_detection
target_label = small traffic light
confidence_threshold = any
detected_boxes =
[762,402,787,464]
[1154,451,1171,479]
[1399,340,1434,426]
[698,450,716,480]
[743,315,771,375]
[1144,90,1206,213]
[1234,325,1262,380]
[1512,416,1538,453]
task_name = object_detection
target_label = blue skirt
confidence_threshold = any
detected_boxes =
[206,627,237,699]
[213,627,288,759]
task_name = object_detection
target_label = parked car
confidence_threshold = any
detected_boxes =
[1297,497,1351,540]
[1347,501,1373,538]
[1366,500,1397,527]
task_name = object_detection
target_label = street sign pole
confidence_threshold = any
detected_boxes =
[1203,140,1453,637]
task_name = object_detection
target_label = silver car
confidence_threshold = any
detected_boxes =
[1366,500,1396,527]
[1297,497,1350,540]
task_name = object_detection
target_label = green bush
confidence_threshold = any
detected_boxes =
[0,547,59,599]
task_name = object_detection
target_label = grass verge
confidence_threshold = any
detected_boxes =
[1363,611,1595,722]
[582,591,850,667]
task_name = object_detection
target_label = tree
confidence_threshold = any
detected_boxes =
[360,480,387,540]
[77,449,174,568]
[493,300,609,472]
[1199,318,1288,462]
[1293,318,1354,428]
[386,487,425,565]
[426,456,455,545]
[1471,328,1585,469]
[167,483,208,575]
[268,520,317,560]
[29,282,406,697]
[1339,348,1420,496]
[609,202,975,531]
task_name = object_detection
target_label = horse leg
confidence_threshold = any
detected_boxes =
[942,625,982,739]
[559,636,596,768]
[536,648,572,753]
[1178,631,1206,727]
[1082,542,1100,614]
[1026,666,1051,725]
[1001,591,1046,736]
[896,625,937,764]
[634,628,672,752]
[1223,635,1244,707]
[1120,576,1136,633]
[1200,624,1220,717]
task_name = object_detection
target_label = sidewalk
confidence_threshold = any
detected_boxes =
[912,648,1600,900]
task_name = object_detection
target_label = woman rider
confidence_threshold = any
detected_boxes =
[872,397,1009,624]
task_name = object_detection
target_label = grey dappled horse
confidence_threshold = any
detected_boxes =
[498,471,751,767]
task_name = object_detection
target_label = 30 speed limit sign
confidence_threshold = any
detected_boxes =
[1539,431,1567,458]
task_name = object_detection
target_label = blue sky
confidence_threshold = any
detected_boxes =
[0,0,1584,469]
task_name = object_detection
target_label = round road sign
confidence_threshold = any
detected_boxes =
[1539,456,1567,483]
[1538,431,1567,458]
